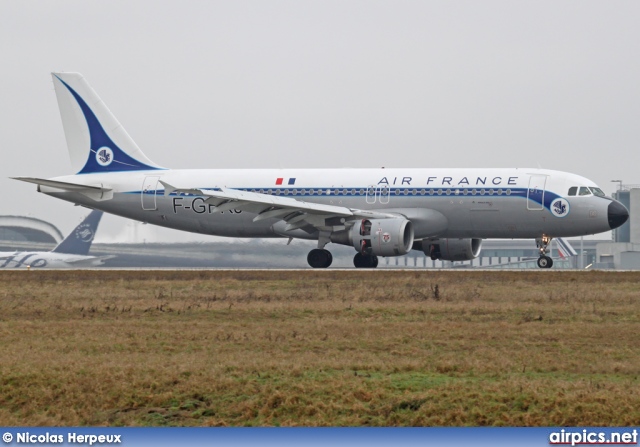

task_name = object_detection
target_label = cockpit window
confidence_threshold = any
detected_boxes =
[590,187,605,197]
[579,187,591,196]
[568,186,578,196]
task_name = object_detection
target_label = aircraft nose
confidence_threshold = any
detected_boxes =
[608,200,629,230]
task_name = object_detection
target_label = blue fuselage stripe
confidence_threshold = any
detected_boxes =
[131,186,562,211]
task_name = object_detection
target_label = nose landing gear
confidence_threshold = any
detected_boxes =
[536,235,554,269]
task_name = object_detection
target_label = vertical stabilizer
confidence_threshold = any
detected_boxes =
[52,72,164,174]
[52,210,103,255]
[556,237,578,259]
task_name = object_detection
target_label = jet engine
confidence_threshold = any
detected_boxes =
[347,218,414,257]
[422,238,482,261]
[351,218,413,256]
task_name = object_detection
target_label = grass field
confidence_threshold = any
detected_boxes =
[1,269,639,426]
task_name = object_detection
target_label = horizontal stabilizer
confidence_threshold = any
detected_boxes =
[12,177,113,201]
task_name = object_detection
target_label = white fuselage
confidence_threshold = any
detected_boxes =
[43,167,615,241]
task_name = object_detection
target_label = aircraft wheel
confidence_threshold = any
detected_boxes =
[537,256,553,269]
[308,249,332,268]
[324,251,333,268]
[536,256,548,268]
[353,253,379,268]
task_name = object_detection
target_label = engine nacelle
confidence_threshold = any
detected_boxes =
[422,238,482,261]
[350,218,414,256]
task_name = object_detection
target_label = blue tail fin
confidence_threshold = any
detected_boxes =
[52,210,103,255]
[52,72,164,174]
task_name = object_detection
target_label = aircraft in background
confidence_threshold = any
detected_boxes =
[556,237,578,261]
[13,72,629,269]
[0,210,111,268]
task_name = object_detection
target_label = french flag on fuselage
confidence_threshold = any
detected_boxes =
[276,178,296,185]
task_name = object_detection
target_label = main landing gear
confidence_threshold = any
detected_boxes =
[536,235,554,269]
[307,248,332,268]
[307,249,380,269]
[307,227,381,268]
[353,252,378,268]
[308,232,333,268]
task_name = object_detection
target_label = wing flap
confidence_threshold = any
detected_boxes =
[253,208,295,222]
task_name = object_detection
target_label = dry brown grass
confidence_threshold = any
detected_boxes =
[0,270,639,426]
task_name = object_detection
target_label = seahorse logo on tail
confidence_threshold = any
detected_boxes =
[96,146,113,166]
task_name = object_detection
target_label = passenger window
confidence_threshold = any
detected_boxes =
[579,187,591,196]
[568,187,577,196]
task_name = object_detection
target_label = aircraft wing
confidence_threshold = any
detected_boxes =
[160,181,397,232]
[65,255,116,265]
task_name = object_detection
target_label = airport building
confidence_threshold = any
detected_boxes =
[595,186,640,269]
[0,216,63,245]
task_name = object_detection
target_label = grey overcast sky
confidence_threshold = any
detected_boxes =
[1,1,639,241]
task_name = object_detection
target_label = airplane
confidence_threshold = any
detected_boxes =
[12,72,629,269]
[555,237,578,260]
[0,210,110,268]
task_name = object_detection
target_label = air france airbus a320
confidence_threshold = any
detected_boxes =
[13,73,629,269]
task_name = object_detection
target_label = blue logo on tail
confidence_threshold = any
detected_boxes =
[96,147,113,166]
[75,224,95,243]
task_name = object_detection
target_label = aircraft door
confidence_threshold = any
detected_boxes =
[366,185,377,204]
[378,185,390,204]
[527,175,547,210]
[142,175,161,210]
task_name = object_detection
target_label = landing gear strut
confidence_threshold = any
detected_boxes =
[536,235,554,269]
[353,252,379,268]
[307,248,332,268]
